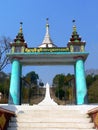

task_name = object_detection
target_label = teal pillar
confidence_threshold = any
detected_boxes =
[9,59,21,105]
[75,58,87,105]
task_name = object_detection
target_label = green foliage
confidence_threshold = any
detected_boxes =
[86,75,94,87]
[21,71,44,104]
[86,74,98,103]
[1,69,98,104]
[39,81,44,87]
[65,73,74,86]
[0,72,10,102]
[94,75,98,81]
[88,79,98,103]
[53,74,66,88]
[21,86,29,103]
[0,84,3,93]
[55,88,65,100]
[53,73,74,102]
[25,71,39,86]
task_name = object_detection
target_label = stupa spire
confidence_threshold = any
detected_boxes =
[19,22,23,34]
[42,18,53,44]
[46,18,49,34]
[72,20,77,35]
[38,18,57,48]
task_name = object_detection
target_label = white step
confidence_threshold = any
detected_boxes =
[11,116,91,123]
[17,110,88,118]
[9,122,94,129]
[8,128,96,130]
[7,106,95,130]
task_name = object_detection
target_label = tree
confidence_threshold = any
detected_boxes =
[88,79,98,103]
[93,75,98,81]
[52,73,75,102]
[23,71,39,100]
[25,71,39,86]
[0,36,11,71]
[38,79,44,87]
[0,71,10,102]
[86,75,94,89]
[52,74,66,88]
[55,88,65,100]
[53,74,68,100]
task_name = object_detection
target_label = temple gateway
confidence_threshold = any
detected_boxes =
[7,20,89,105]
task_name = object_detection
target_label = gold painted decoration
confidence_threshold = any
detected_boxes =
[94,113,98,127]
[0,114,6,129]
[24,47,69,53]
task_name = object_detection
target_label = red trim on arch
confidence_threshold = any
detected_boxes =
[73,56,84,60]
[13,57,23,60]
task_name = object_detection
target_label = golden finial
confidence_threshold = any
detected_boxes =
[72,20,75,25]
[19,22,23,33]
[72,20,76,32]
[46,18,49,27]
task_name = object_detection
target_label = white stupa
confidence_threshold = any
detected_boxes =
[38,83,58,106]
[38,18,57,48]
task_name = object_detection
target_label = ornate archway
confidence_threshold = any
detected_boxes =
[7,21,89,105]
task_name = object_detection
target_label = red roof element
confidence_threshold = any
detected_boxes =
[67,25,86,47]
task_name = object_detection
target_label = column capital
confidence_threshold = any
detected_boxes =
[12,57,23,61]
[74,56,84,60]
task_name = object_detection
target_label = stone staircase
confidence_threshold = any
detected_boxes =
[7,83,96,130]
[7,105,96,130]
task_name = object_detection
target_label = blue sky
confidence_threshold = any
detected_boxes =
[1,0,98,84]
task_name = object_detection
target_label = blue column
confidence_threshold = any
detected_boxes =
[9,59,21,105]
[75,58,87,105]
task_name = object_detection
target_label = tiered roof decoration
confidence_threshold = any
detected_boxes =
[67,20,86,52]
[67,21,86,47]
[10,22,27,48]
[10,20,86,53]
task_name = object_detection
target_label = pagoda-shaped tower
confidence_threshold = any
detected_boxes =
[67,24,86,52]
[39,18,57,48]
[67,22,88,105]
[9,23,27,105]
[10,22,27,53]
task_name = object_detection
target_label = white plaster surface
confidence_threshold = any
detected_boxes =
[38,83,58,106]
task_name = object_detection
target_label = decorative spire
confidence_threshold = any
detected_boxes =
[67,20,86,52]
[10,22,27,47]
[46,18,49,34]
[19,22,23,33]
[46,18,49,27]
[72,20,77,35]
[69,20,81,42]
[72,19,76,25]
[39,18,57,48]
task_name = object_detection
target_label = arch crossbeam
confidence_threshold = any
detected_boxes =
[7,51,88,66]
